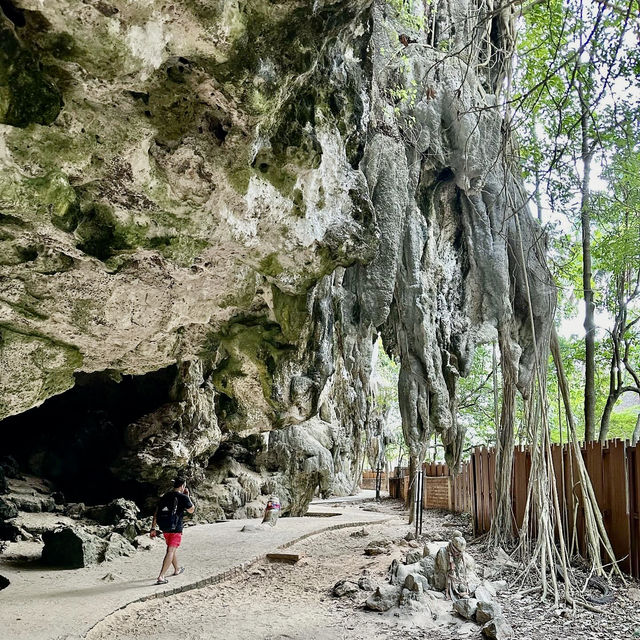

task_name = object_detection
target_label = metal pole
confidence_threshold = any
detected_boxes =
[419,470,424,535]
[414,469,424,537]
[414,469,420,539]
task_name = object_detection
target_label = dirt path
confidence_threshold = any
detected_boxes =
[87,502,640,640]
[88,510,419,640]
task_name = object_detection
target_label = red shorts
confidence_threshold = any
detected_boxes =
[163,532,182,548]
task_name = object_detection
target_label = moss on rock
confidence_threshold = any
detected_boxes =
[271,285,308,343]
[0,327,83,418]
[0,20,62,128]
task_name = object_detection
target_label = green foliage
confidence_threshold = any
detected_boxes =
[511,0,640,443]
[386,0,425,32]
[607,405,640,440]
[375,341,399,411]
[458,344,498,449]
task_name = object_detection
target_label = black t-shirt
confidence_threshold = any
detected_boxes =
[156,491,193,533]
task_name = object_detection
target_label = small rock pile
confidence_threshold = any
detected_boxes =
[334,529,514,640]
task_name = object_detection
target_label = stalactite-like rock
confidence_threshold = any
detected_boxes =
[0,0,554,516]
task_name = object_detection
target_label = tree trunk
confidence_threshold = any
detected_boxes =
[579,80,596,441]
[598,275,624,441]
[492,339,499,441]
[598,392,618,442]
[551,328,577,434]
[489,331,517,546]
[632,414,640,447]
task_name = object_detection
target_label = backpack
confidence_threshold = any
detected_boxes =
[156,493,180,532]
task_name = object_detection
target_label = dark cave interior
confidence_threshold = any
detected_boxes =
[0,365,177,505]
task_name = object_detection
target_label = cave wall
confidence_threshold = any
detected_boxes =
[0,0,555,517]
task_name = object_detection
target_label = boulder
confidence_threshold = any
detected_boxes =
[0,497,18,520]
[365,585,401,612]
[419,555,435,582]
[358,575,376,591]
[389,559,422,585]
[102,532,136,562]
[476,600,503,624]
[423,541,448,558]
[453,597,478,620]
[333,580,359,597]
[350,527,370,538]
[243,500,268,519]
[42,526,107,568]
[114,519,139,542]
[133,534,155,550]
[64,503,86,519]
[474,585,494,604]
[406,549,423,564]
[0,520,28,541]
[10,494,56,513]
[0,456,19,478]
[85,498,140,526]
[364,546,385,556]
[490,580,508,593]
[482,615,514,640]
[403,573,429,593]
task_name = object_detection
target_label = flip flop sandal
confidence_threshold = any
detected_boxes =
[173,567,185,576]
[155,578,169,585]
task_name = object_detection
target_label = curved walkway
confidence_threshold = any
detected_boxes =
[0,505,391,640]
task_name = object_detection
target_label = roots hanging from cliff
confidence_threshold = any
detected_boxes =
[550,329,625,582]
[488,330,517,549]
[497,210,624,606]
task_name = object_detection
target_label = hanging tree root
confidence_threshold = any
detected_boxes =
[490,199,625,608]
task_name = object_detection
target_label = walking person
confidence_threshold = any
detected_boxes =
[150,477,195,585]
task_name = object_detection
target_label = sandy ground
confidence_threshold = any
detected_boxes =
[87,502,640,640]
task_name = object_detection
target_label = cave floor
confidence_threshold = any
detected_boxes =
[0,503,392,640]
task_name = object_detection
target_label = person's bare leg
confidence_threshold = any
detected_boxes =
[171,551,180,575]
[158,546,176,580]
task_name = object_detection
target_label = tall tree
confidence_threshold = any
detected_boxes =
[595,145,640,440]
[514,0,639,440]
[577,74,597,440]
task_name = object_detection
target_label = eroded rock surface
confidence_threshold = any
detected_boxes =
[0,0,554,515]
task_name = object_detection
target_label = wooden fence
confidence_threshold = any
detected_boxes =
[360,470,389,492]
[386,439,640,578]
[388,465,462,510]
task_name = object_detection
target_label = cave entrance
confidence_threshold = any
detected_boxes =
[0,366,177,505]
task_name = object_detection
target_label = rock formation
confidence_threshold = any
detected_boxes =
[0,0,555,516]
